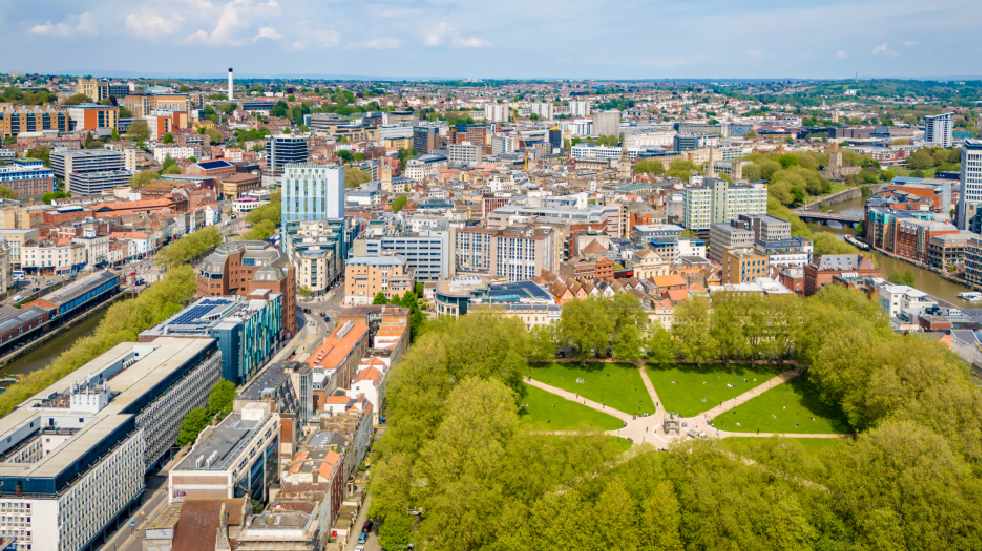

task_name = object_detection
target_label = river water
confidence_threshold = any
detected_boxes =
[0,309,107,378]
[823,195,974,306]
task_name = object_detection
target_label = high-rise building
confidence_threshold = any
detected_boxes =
[0,338,221,551]
[265,134,310,176]
[924,112,953,148]
[228,67,234,101]
[281,164,345,229]
[448,142,482,165]
[49,148,129,195]
[484,103,510,123]
[413,125,440,155]
[591,109,621,137]
[958,140,982,229]
[682,178,767,231]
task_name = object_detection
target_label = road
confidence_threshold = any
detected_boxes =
[100,449,189,551]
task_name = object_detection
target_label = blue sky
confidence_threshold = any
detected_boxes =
[4,0,981,79]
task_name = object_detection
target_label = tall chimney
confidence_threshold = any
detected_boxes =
[227,67,234,101]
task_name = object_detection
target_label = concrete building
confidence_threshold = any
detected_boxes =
[140,295,283,384]
[448,142,482,166]
[484,103,510,123]
[683,178,767,231]
[453,226,560,282]
[923,112,953,148]
[49,149,128,195]
[570,144,623,164]
[803,254,878,296]
[709,223,754,262]
[591,109,621,136]
[281,164,345,229]
[412,124,441,155]
[0,338,221,551]
[357,232,450,281]
[265,134,310,176]
[957,140,982,229]
[0,165,55,199]
[168,402,279,505]
[198,241,298,336]
[342,256,413,305]
[721,249,769,284]
[0,107,69,138]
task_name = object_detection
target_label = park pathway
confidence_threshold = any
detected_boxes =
[701,368,802,422]
[526,377,633,424]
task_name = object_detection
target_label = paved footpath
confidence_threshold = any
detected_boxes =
[701,369,802,421]
[526,377,633,423]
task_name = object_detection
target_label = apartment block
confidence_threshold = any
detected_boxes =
[343,256,413,305]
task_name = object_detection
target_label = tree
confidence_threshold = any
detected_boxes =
[887,269,915,287]
[346,167,371,188]
[671,297,718,364]
[63,92,91,105]
[130,170,156,189]
[177,407,209,446]
[337,149,354,163]
[206,379,236,419]
[559,297,614,358]
[634,159,665,176]
[26,146,50,166]
[646,324,675,363]
[161,132,174,144]
[126,120,150,144]
[0,187,16,199]
[372,292,388,304]
[391,195,408,213]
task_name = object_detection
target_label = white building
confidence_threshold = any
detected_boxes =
[448,142,482,166]
[0,338,221,551]
[957,140,982,229]
[923,112,953,148]
[568,100,591,117]
[281,164,345,222]
[570,144,623,163]
[484,103,510,124]
[527,102,554,121]
[152,145,196,164]
[683,178,767,231]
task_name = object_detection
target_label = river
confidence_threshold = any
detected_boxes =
[0,309,107,378]
[823,194,974,306]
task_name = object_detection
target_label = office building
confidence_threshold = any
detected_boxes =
[49,148,128,195]
[721,249,769,284]
[683,178,767,231]
[168,402,278,504]
[0,338,221,551]
[198,240,298,336]
[357,232,450,281]
[571,144,623,164]
[484,103,510,123]
[448,142,482,165]
[739,214,792,242]
[281,164,345,230]
[76,79,129,103]
[265,134,310,176]
[924,112,953,148]
[343,256,414,305]
[0,107,69,138]
[709,223,754,262]
[591,109,620,136]
[0,165,55,199]
[453,226,560,281]
[140,295,283,384]
[283,220,346,294]
[65,104,118,133]
[957,140,982,229]
[413,125,440,155]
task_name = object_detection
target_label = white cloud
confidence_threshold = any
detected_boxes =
[30,12,97,37]
[835,49,849,60]
[254,26,282,41]
[903,40,920,47]
[288,25,340,50]
[126,11,181,38]
[185,0,281,46]
[353,37,401,50]
[871,42,898,56]
[421,21,489,48]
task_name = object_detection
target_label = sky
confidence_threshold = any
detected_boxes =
[3,0,982,80]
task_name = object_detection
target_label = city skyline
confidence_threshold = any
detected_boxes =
[5,0,982,80]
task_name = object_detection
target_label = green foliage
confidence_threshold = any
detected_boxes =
[177,407,209,446]
[374,291,425,338]
[887,269,916,287]
[668,160,699,182]
[0,87,57,105]
[154,227,223,270]
[26,146,50,166]
[906,146,961,172]
[242,191,281,240]
[161,132,174,144]
[557,294,647,359]
[633,159,665,176]
[62,92,91,105]
[0,187,15,199]
[0,265,199,418]
[125,120,150,144]
[390,194,408,213]
[41,191,69,203]
[130,170,157,189]
[345,167,371,188]
[234,127,269,146]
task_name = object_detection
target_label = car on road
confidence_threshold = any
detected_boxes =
[359,531,368,544]
[128,519,136,528]
[354,546,365,551]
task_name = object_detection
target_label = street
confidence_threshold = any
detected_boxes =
[100,449,189,551]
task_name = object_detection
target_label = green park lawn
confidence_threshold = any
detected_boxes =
[529,362,654,415]
[712,378,851,434]
[647,364,778,417]
[519,384,625,431]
